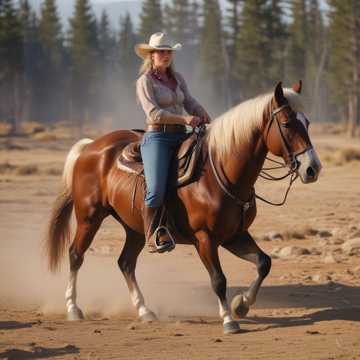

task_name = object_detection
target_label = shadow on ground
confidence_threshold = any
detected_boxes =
[0,345,79,359]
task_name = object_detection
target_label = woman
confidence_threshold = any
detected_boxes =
[135,32,211,253]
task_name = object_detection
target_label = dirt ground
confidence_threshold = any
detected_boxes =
[0,126,359,360]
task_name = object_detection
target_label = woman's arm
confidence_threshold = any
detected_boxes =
[176,73,211,124]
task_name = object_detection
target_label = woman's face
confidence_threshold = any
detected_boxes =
[151,50,173,70]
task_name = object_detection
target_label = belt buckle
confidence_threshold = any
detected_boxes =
[163,124,167,132]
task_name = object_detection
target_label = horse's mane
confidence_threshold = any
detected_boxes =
[207,88,304,160]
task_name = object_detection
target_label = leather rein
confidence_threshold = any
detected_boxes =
[207,103,304,213]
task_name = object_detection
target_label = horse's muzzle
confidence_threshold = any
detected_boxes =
[296,147,322,183]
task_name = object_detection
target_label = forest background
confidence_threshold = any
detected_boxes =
[0,0,359,136]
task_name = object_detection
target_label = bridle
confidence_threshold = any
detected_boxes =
[207,102,312,221]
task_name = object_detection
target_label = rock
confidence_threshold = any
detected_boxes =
[263,232,284,241]
[329,238,344,245]
[341,238,360,255]
[277,246,311,258]
[310,248,322,255]
[318,230,333,238]
[311,274,322,282]
[322,254,338,264]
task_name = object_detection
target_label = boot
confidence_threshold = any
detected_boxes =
[143,205,176,253]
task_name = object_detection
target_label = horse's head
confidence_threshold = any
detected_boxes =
[264,81,322,183]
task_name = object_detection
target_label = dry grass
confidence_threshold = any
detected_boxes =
[32,132,57,141]
[322,147,360,166]
[16,164,39,176]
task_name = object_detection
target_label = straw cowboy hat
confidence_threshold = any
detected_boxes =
[135,32,182,59]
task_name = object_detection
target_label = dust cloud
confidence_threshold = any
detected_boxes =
[0,216,217,320]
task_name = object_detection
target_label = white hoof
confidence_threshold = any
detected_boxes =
[67,307,84,321]
[231,294,250,319]
[139,310,158,323]
[223,320,241,334]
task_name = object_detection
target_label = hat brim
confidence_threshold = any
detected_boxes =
[135,43,182,59]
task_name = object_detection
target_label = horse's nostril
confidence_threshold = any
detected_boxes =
[307,166,315,178]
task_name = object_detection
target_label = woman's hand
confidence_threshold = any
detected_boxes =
[199,110,211,124]
[183,115,202,128]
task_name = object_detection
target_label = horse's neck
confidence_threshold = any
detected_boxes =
[222,130,267,198]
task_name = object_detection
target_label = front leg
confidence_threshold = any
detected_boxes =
[222,231,271,318]
[195,230,240,334]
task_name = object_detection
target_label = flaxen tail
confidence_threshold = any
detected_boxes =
[46,138,93,272]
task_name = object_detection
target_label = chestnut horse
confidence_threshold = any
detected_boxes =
[46,82,322,334]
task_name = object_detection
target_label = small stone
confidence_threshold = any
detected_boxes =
[310,248,322,255]
[306,330,320,335]
[213,338,223,343]
[173,333,184,337]
[94,329,101,334]
[342,238,360,255]
[319,230,332,238]
[322,254,337,264]
[263,232,284,241]
[126,323,136,330]
[278,246,311,258]
[311,274,322,282]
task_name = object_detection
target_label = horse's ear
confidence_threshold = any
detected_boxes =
[292,80,302,94]
[274,81,285,104]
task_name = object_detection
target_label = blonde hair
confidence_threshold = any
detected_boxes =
[207,89,304,161]
[138,53,176,76]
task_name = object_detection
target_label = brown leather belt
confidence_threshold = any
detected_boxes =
[146,124,186,133]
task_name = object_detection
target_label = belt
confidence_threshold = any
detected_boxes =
[146,124,186,133]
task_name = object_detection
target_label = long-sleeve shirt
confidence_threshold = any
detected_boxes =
[136,71,205,125]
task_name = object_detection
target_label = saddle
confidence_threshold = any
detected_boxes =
[117,130,205,188]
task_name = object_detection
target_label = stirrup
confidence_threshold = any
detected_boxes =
[150,226,176,253]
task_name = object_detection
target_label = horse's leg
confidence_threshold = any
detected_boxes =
[222,231,271,318]
[118,227,157,322]
[196,231,240,334]
[66,215,105,320]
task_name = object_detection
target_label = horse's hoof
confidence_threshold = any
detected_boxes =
[139,310,158,323]
[67,307,84,321]
[231,294,250,319]
[223,320,241,334]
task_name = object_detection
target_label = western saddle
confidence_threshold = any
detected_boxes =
[117,129,205,188]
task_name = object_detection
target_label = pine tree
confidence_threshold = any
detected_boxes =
[198,0,226,112]
[98,9,114,65]
[118,12,137,79]
[68,0,99,126]
[235,0,269,99]
[225,0,242,104]
[327,0,360,135]
[138,0,163,41]
[0,0,23,129]
[265,0,287,85]
[38,0,64,122]
[306,0,326,120]
[286,0,308,85]
[163,0,192,45]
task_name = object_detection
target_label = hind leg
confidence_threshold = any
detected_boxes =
[118,227,157,322]
[222,231,271,319]
[66,215,105,320]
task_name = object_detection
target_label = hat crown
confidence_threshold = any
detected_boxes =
[149,32,171,48]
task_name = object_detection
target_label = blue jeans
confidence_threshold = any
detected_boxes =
[140,131,188,208]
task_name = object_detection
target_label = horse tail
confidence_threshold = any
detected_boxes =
[46,138,93,272]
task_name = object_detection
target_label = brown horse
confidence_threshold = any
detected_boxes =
[46,82,322,334]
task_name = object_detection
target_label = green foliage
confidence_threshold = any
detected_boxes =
[286,0,307,84]
[138,0,163,41]
[198,0,226,110]
[234,0,269,98]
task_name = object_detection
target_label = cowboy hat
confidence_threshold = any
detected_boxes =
[135,32,182,59]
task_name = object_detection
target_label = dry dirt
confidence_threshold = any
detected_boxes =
[0,127,359,360]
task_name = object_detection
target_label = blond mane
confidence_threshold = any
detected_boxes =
[207,88,304,160]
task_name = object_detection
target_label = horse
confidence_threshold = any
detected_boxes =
[46,81,322,334]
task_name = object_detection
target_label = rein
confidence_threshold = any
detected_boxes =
[207,104,301,212]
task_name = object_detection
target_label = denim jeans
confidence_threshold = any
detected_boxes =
[140,131,188,208]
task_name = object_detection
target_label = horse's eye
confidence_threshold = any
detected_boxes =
[281,122,291,129]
